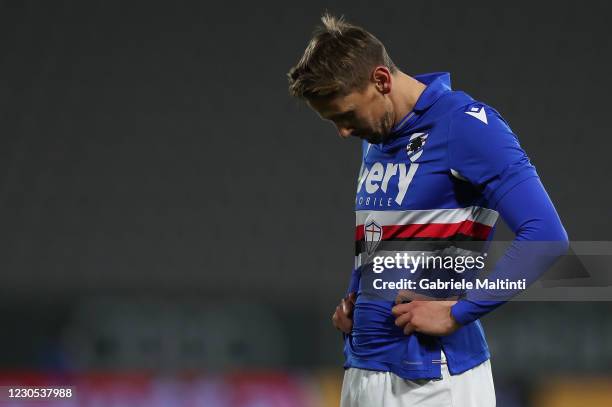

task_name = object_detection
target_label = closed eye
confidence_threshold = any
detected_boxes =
[327,110,355,122]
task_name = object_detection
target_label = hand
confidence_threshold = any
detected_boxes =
[332,292,356,334]
[391,300,461,336]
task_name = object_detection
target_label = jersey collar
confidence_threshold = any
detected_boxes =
[412,72,452,111]
[389,72,452,135]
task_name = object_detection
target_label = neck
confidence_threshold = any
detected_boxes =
[389,71,426,127]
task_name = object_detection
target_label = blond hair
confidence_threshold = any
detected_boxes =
[287,13,397,99]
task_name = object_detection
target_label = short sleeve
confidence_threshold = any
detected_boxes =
[447,103,538,208]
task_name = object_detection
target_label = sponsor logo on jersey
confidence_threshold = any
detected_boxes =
[357,133,428,207]
[356,162,418,206]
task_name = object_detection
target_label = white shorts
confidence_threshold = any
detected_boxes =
[340,355,495,407]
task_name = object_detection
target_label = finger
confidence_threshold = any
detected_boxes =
[336,307,352,325]
[394,290,416,304]
[335,302,351,320]
[342,297,356,315]
[341,298,350,315]
[332,307,340,328]
[340,320,352,334]
[391,302,414,317]
[403,322,416,336]
[334,309,352,333]
[394,311,413,327]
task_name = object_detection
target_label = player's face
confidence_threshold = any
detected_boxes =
[307,83,395,144]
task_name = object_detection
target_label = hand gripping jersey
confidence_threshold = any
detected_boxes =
[345,72,548,380]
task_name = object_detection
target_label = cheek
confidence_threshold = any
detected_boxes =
[371,100,390,123]
[354,114,374,130]
[360,105,383,125]
[357,94,383,125]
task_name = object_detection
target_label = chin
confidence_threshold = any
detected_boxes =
[362,136,380,144]
[361,132,387,144]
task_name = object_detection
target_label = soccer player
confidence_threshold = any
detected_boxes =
[287,14,568,407]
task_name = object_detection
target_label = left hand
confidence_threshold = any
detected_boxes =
[391,300,461,336]
[332,292,356,334]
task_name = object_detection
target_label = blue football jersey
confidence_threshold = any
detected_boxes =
[346,72,539,379]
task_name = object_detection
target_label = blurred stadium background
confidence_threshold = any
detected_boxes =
[1,1,611,406]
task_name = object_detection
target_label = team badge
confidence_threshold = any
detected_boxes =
[364,220,383,255]
[406,133,428,162]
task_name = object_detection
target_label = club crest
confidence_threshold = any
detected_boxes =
[364,220,383,255]
[406,133,428,162]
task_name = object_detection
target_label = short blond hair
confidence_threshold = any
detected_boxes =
[287,13,397,99]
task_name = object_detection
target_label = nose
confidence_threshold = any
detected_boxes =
[337,126,353,139]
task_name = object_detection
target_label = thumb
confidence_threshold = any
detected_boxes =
[341,298,350,315]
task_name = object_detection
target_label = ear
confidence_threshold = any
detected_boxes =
[371,66,392,95]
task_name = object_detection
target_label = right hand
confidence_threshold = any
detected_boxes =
[332,292,356,334]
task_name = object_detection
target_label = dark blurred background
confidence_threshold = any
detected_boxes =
[0,0,611,405]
